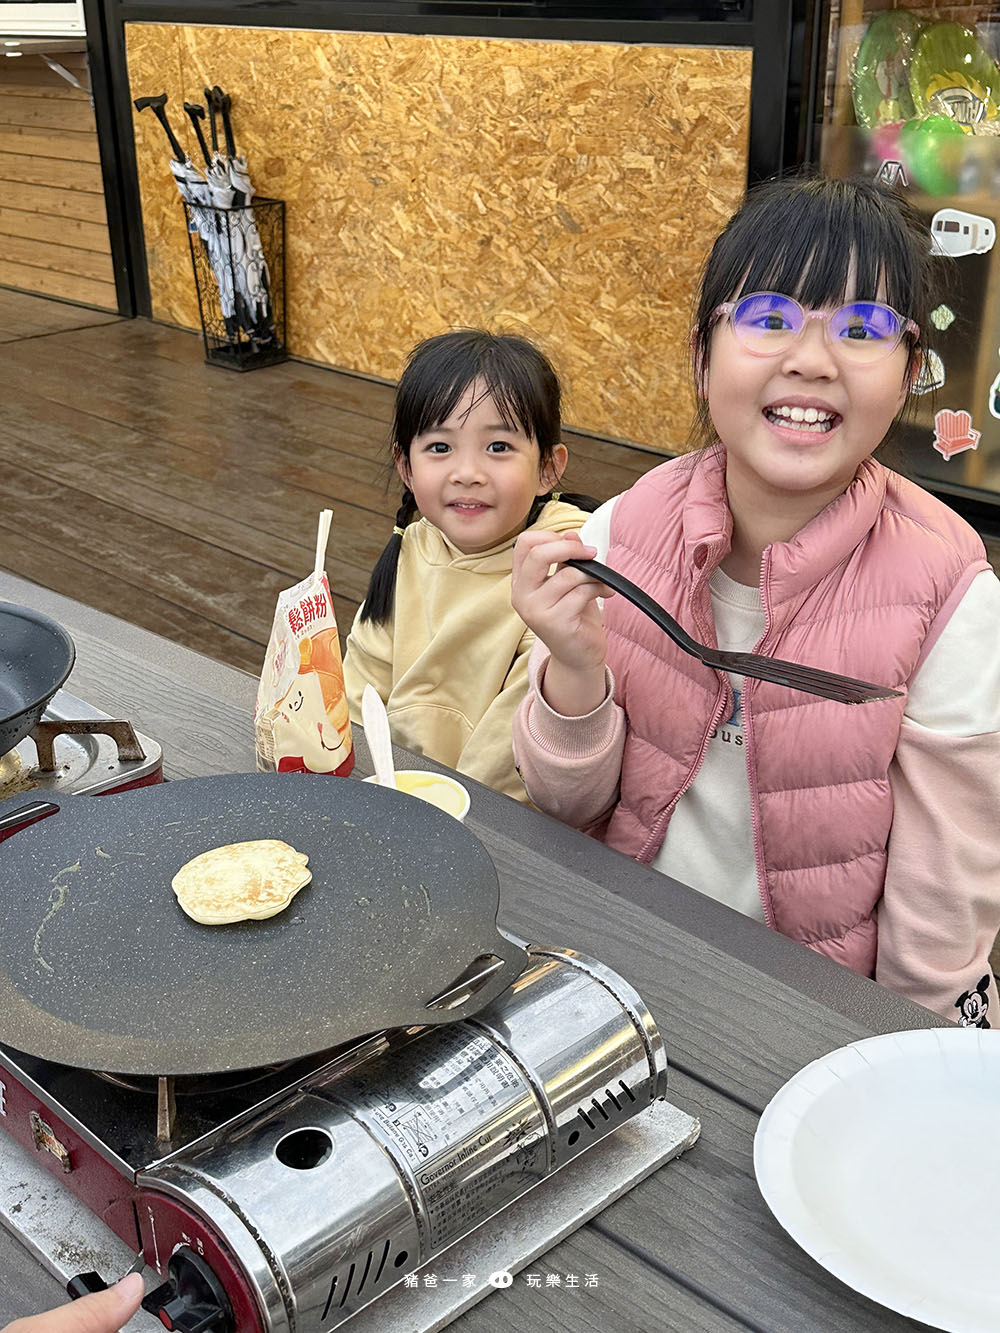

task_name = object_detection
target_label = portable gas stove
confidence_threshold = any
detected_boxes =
[0,949,699,1333]
[0,688,163,840]
[0,714,699,1331]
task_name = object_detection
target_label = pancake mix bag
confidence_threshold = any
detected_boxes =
[254,509,354,776]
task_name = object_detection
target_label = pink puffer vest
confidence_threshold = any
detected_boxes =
[602,446,988,974]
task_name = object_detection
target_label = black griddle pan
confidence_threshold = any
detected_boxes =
[0,772,526,1075]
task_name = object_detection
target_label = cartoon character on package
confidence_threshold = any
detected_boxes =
[254,512,355,777]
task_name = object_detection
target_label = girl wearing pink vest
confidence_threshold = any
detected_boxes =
[511,177,1000,1027]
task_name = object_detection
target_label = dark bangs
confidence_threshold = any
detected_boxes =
[694,175,932,371]
[392,329,562,463]
[688,174,938,452]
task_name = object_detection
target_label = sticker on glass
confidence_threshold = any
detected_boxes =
[876,160,907,188]
[930,209,996,258]
[913,349,945,395]
[933,408,981,460]
[989,370,1000,421]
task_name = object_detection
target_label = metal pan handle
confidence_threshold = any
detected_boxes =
[0,800,60,837]
[421,930,528,1018]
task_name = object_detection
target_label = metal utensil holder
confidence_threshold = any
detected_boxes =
[183,197,287,371]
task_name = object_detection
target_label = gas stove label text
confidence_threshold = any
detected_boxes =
[332,1030,548,1251]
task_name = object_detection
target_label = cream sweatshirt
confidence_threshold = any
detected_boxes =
[344,500,590,803]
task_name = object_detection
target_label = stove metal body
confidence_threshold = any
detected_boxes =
[0,689,163,841]
[135,948,666,1332]
[1,949,667,1333]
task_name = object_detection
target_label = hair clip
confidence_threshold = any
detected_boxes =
[392,525,406,538]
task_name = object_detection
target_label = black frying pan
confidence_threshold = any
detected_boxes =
[0,773,527,1075]
[0,603,76,756]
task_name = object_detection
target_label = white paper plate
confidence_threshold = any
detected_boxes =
[754,1028,1000,1332]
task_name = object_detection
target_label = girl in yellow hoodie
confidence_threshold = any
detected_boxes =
[344,330,599,802]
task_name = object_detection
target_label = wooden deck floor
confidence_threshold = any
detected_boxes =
[0,289,661,675]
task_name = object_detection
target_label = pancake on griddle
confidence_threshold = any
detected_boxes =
[172,839,311,924]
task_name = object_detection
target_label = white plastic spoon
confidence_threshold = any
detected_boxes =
[361,684,397,789]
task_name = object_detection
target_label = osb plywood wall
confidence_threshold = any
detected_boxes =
[125,24,751,452]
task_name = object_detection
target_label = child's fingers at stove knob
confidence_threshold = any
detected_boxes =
[2,1272,145,1333]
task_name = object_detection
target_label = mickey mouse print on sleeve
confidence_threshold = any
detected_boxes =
[955,975,992,1029]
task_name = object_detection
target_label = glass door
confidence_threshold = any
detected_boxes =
[816,2,1000,510]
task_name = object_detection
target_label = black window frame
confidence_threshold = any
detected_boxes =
[82,0,798,317]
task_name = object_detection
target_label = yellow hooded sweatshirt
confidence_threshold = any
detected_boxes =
[344,500,590,803]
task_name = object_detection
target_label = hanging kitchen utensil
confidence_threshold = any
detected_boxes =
[0,603,75,756]
[0,772,527,1075]
[566,558,902,705]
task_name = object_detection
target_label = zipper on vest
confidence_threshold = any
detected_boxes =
[636,678,730,864]
[748,547,777,929]
[636,552,730,864]
[743,689,776,929]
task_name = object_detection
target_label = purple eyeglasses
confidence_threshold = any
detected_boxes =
[716,291,920,364]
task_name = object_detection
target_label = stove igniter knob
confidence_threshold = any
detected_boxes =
[142,1248,234,1333]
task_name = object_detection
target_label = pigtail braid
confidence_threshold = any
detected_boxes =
[359,490,420,625]
[525,486,601,531]
[557,489,601,515]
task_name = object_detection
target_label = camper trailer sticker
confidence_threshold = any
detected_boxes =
[932,408,981,460]
[930,209,996,258]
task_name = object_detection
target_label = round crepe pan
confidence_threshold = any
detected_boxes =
[0,772,527,1075]
[0,603,75,756]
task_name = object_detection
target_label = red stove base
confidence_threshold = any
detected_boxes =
[0,693,167,1235]
[0,691,163,841]
[0,1043,339,1255]
[0,1051,140,1247]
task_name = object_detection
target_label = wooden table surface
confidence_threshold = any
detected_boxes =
[0,572,943,1333]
